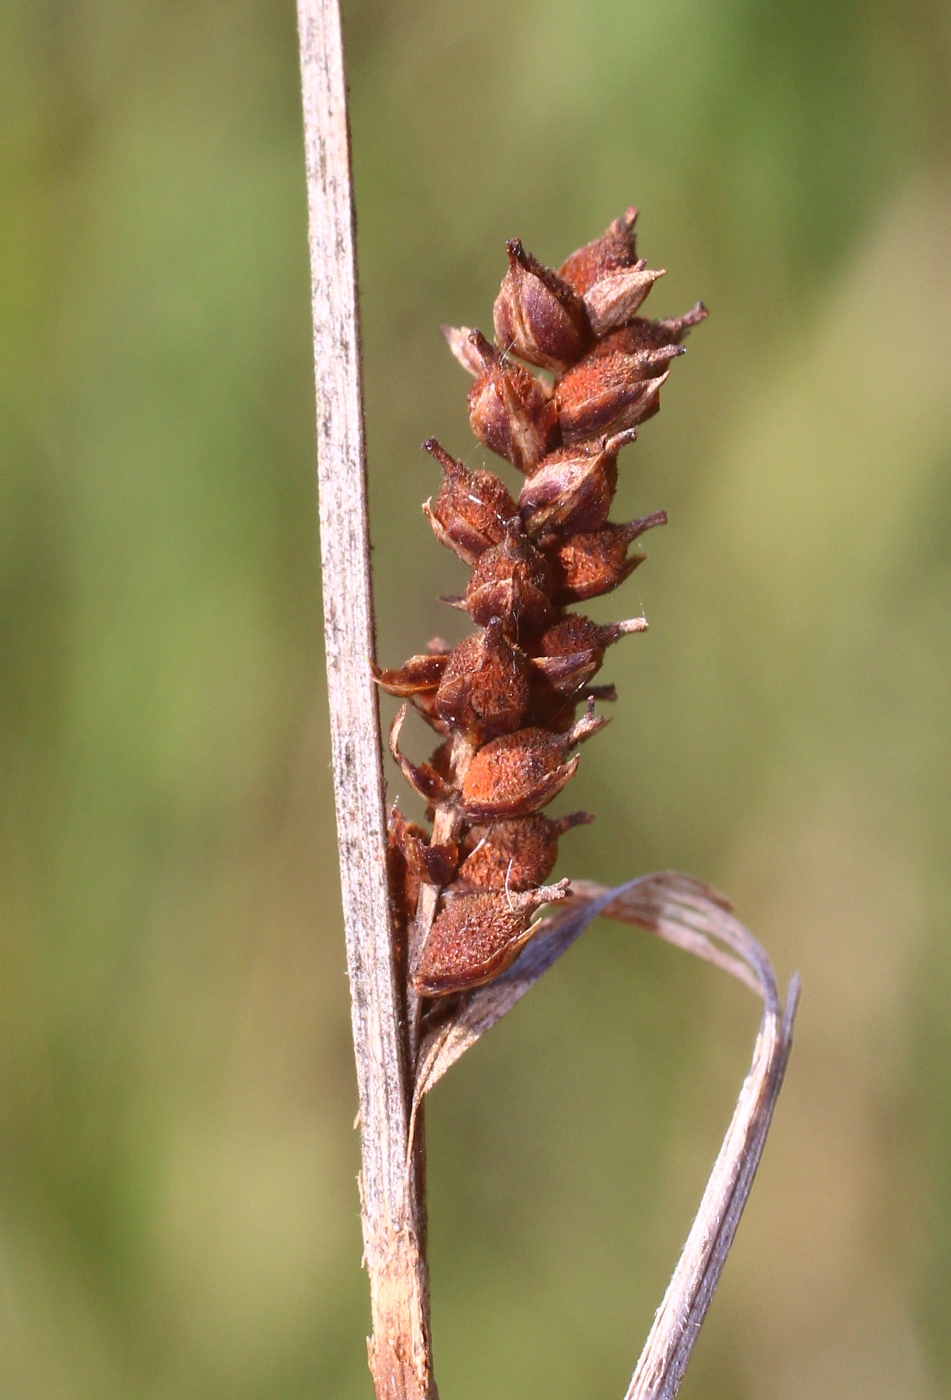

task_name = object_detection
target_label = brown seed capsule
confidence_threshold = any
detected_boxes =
[548,514,667,604]
[493,240,592,373]
[528,612,648,696]
[460,701,607,819]
[518,431,634,539]
[466,332,559,474]
[556,351,680,445]
[457,811,593,891]
[421,439,517,564]
[529,616,647,697]
[411,880,571,996]
[433,620,531,741]
[559,207,640,295]
[582,262,666,337]
[389,806,460,886]
[372,651,449,697]
[535,613,649,665]
[464,526,554,636]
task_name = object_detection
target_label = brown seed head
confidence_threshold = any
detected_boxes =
[518,431,634,539]
[464,526,554,636]
[548,515,667,604]
[460,702,608,819]
[556,350,681,444]
[422,438,517,564]
[433,620,531,741]
[458,811,593,891]
[558,207,639,295]
[384,213,706,997]
[411,879,570,996]
[467,336,559,474]
[493,239,592,373]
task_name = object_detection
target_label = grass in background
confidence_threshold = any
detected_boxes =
[1,1,950,1396]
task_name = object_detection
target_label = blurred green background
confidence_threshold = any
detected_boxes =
[2,0,951,1395]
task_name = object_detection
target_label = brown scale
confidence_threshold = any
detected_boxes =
[518,432,634,540]
[413,880,571,997]
[433,620,531,742]
[548,514,668,605]
[422,438,517,564]
[461,526,554,635]
[558,207,641,295]
[493,240,592,373]
[462,331,559,474]
[375,211,704,996]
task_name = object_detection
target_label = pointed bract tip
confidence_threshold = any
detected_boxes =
[614,616,649,636]
[531,877,572,906]
[605,428,638,453]
[422,438,460,475]
[554,810,596,834]
[441,324,484,376]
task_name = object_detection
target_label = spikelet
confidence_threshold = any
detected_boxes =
[378,210,707,995]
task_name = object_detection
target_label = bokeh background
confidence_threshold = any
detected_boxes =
[2,0,951,1395]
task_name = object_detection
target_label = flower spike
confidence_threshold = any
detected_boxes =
[378,210,704,994]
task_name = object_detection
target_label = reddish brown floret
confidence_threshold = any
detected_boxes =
[422,439,517,564]
[457,812,593,892]
[411,881,570,996]
[519,433,633,539]
[460,703,607,820]
[534,613,648,665]
[493,240,592,373]
[556,352,678,444]
[433,621,531,741]
[466,332,559,473]
[463,528,554,635]
[558,207,640,295]
[548,515,666,604]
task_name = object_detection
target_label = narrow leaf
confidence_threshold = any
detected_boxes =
[410,868,799,1400]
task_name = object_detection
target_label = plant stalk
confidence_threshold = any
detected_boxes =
[296,3,437,1394]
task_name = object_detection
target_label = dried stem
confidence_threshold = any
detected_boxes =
[296,2,436,1395]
